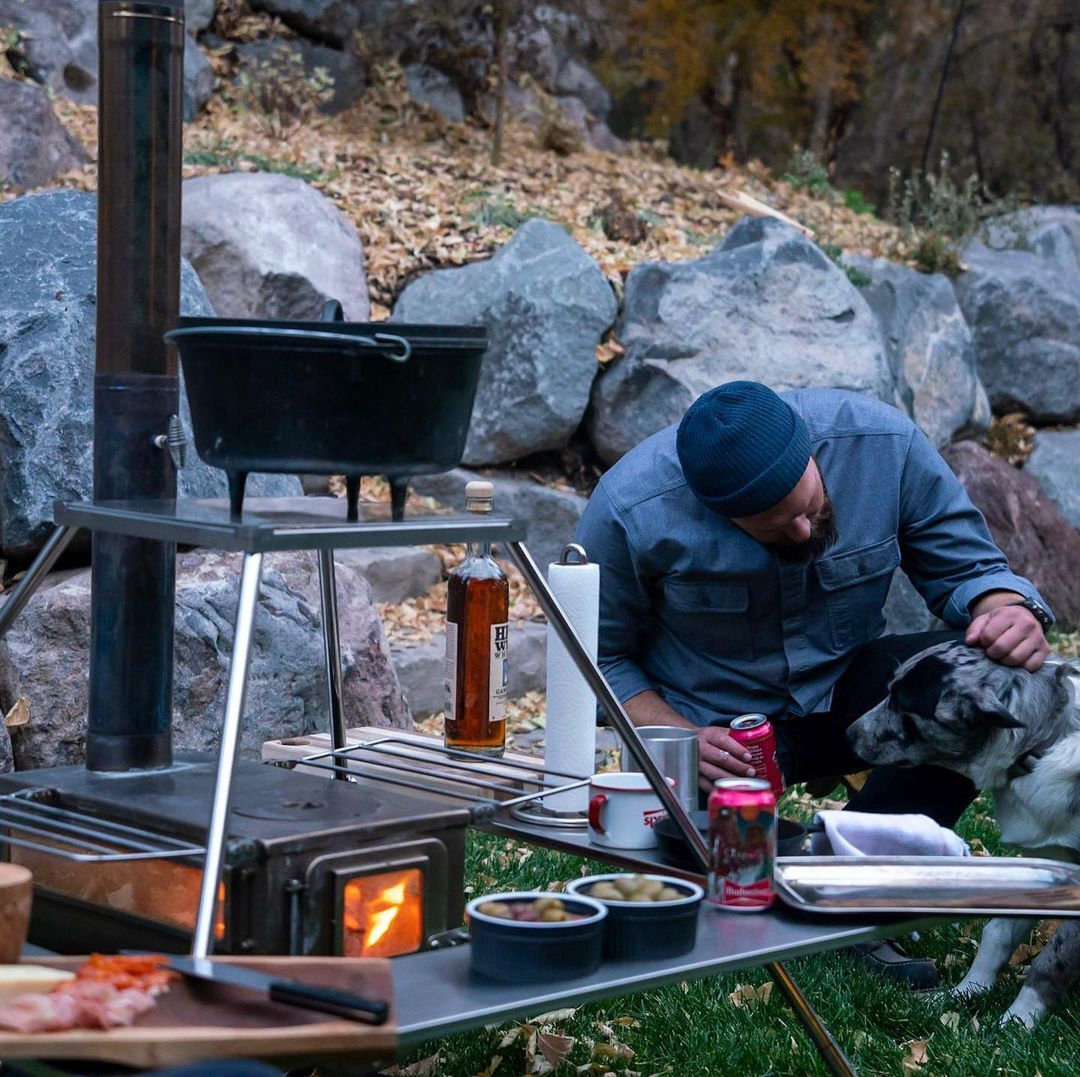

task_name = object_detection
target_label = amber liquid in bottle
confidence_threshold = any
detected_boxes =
[444,484,509,755]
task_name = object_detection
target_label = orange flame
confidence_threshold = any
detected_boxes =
[342,869,422,958]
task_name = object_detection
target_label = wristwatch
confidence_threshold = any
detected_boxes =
[1005,597,1052,631]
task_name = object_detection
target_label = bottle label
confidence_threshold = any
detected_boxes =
[444,620,458,721]
[489,621,509,724]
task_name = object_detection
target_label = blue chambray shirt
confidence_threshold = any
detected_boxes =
[574,389,1051,727]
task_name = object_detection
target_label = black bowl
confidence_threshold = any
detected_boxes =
[466,891,607,983]
[654,811,809,870]
[566,874,703,960]
[166,316,487,519]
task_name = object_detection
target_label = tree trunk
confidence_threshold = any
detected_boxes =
[491,1,510,166]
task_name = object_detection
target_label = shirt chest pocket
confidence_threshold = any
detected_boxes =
[814,537,901,652]
[659,580,754,660]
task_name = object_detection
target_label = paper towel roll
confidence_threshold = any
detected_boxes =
[544,553,600,814]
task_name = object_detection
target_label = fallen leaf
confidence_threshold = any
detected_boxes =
[534,1007,577,1024]
[381,1051,442,1076]
[901,1038,929,1074]
[538,1031,576,1067]
[4,696,29,729]
[727,981,773,1008]
[940,1011,961,1030]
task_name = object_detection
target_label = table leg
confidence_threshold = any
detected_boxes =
[0,525,79,639]
[317,549,348,778]
[768,961,856,1076]
[191,551,263,958]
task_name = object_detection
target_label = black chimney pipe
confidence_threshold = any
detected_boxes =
[87,0,185,771]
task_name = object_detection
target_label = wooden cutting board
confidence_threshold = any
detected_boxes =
[0,956,396,1067]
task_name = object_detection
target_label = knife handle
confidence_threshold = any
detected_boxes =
[267,980,389,1025]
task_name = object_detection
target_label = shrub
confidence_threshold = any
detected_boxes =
[232,47,334,141]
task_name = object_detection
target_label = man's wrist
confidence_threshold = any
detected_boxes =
[1003,597,1052,631]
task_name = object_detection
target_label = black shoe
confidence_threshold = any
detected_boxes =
[848,938,939,990]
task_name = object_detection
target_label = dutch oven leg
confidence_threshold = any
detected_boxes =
[227,470,248,518]
[345,475,361,521]
[389,478,408,522]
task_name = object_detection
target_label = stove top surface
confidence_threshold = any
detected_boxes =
[0,752,471,845]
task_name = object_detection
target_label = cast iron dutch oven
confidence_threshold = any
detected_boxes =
[165,301,487,520]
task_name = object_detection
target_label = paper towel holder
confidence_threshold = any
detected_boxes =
[559,543,589,565]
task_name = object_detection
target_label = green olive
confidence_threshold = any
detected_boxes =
[588,882,623,900]
[612,875,643,896]
[657,886,683,902]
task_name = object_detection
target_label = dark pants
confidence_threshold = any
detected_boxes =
[773,630,976,828]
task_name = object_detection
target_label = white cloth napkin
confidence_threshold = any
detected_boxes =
[810,810,970,857]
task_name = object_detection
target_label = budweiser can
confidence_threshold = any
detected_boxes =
[729,714,786,798]
[707,777,776,911]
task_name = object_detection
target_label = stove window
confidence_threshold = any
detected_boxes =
[341,867,423,958]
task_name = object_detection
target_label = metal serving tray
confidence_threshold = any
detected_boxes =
[775,856,1080,917]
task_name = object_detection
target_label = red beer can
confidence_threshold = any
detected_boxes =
[729,713,786,799]
[707,777,776,911]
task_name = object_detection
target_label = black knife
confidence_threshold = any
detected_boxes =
[158,955,389,1025]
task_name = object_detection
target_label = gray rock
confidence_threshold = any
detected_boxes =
[393,219,617,465]
[589,217,892,464]
[334,546,443,604]
[1026,429,1080,531]
[249,0,360,47]
[181,172,370,321]
[555,57,610,118]
[0,77,87,190]
[183,38,215,122]
[390,635,445,719]
[409,468,587,574]
[235,37,368,116]
[0,714,12,773]
[0,189,298,560]
[404,63,465,123]
[391,619,547,720]
[844,254,988,448]
[185,0,216,35]
[0,550,408,769]
[955,222,1080,424]
[0,0,98,104]
[586,119,629,155]
[882,570,946,637]
[983,206,1080,280]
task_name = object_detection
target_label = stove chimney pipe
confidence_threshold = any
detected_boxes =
[87,0,185,771]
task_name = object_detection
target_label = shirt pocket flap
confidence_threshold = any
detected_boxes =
[663,580,750,613]
[815,537,900,592]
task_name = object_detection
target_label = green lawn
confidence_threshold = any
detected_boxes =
[392,793,1080,1077]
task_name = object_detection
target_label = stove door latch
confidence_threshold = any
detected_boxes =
[426,927,470,950]
[152,414,187,470]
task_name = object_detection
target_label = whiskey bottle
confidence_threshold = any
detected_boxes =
[443,480,509,756]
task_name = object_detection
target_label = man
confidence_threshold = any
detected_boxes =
[574,381,1052,986]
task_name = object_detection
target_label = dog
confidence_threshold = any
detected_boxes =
[846,640,1080,1028]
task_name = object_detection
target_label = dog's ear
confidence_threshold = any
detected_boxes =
[969,689,1025,730]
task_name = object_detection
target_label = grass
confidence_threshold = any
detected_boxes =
[393,793,1080,1077]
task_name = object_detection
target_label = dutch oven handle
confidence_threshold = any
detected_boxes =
[165,325,412,363]
[320,296,412,363]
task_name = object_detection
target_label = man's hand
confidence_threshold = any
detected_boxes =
[965,600,1049,672]
[697,726,757,791]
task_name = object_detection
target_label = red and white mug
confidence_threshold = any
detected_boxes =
[587,772,675,850]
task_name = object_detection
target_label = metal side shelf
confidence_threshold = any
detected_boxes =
[392,904,930,1048]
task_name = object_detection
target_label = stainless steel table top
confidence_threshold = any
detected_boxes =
[392,903,927,1046]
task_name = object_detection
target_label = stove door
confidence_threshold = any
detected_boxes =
[302,838,451,957]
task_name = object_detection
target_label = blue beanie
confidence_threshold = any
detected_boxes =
[676,382,811,516]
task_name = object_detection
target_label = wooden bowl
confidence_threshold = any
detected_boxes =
[0,864,32,963]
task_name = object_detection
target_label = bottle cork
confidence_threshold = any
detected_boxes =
[464,480,495,514]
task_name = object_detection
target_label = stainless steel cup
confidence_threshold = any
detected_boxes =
[619,726,700,814]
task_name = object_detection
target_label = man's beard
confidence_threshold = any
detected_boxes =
[765,486,839,566]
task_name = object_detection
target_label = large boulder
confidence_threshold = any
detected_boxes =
[845,254,989,447]
[0,78,87,189]
[589,217,892,464]
[183,39,215,121]
[954,210,1080,424]
[943,441,1080,630]
[249,0,360,48]
[410,467,587,573]
[234,37,368,116]
[185,0,216,36]
[392,219,617,465]
[0,0,219,112]
[0,189,299,561]
[181,172,370,321]
[0,0,98,104]
[1025,429,1080,532]
[0,551,408,769]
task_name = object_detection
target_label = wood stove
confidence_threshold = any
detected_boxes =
[0,754,470,958]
